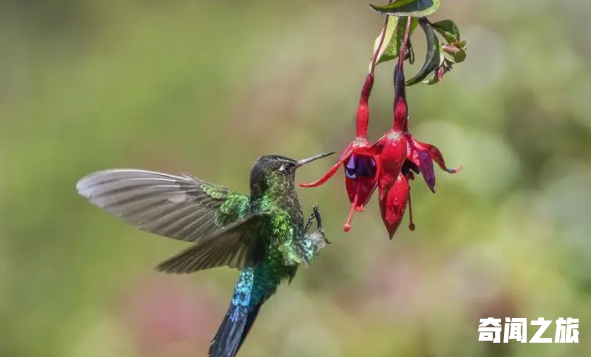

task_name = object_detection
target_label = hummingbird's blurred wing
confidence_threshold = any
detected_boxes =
[155,213,270,273]
[76,169,242,244]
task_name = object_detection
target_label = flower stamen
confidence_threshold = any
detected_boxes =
[344,193,359,232]
[407,184,415,231]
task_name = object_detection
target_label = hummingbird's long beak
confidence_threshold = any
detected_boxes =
[295,152,335,168]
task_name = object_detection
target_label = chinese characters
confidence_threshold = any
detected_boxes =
[478,317,579,343]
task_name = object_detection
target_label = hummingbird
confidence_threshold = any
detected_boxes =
[76,152,334,357]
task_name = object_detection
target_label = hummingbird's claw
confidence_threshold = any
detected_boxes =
[312,203,323,230]
[319,228,331,244]
[312,204,330,243]
[305,211,315,233]
[305,203,330,251]
[305,203,322,234]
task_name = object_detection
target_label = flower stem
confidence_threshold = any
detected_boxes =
[392,16,413,132]
[356,0,394,139]
[397,16,413,71]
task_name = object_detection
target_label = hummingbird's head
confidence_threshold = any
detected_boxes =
[250,152,334,196]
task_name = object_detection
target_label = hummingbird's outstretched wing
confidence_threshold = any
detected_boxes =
[155,213,269,274]
[76,169,243,244]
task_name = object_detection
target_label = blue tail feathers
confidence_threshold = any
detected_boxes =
[209,270,263,357]
[209,302,262,357]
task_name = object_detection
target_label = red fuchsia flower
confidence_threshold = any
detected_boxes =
[299,14,399,232]
[375,64,412,238]
[377,60,462,238]
[300,16,461,239]
[300,67,410,235]
[299,73,389,232]
[300,19,409,236]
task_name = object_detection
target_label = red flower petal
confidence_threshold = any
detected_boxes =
[405,136,462,192]
[344,155,378,207]
[416,140,463,174]
[379,172,410,239]
[379,129,407,178]
[407,138,436,193]
[342,153,379,232]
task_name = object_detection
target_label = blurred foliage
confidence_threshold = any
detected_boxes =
[1,0,590,356]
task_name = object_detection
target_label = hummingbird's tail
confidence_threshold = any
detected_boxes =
[209,271,264,357]
[208,302,262,357]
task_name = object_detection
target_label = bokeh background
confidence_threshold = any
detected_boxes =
[1,0,590,356]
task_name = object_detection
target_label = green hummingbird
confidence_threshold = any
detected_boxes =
[76,152,334,357]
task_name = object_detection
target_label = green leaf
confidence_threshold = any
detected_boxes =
[406,21,442,86]
[431,19,461,43]
[369,0,440,18]
[433,20,467,64]
[369,17,419,71]
[424,72,440,85]
[442,41,467,63]
[369,16,398,71]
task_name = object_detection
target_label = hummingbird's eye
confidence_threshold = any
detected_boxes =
[279,164,293,174]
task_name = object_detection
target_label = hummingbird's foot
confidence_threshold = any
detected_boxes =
[312,203,323,229]
[319,228,331,245]
[312,204,331,244]
[304,210,316,233]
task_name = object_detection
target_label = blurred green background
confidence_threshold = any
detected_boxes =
[1,0,590,356]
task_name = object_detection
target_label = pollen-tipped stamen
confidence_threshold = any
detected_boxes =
[344,192,360,233]
[407,184,416,231]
